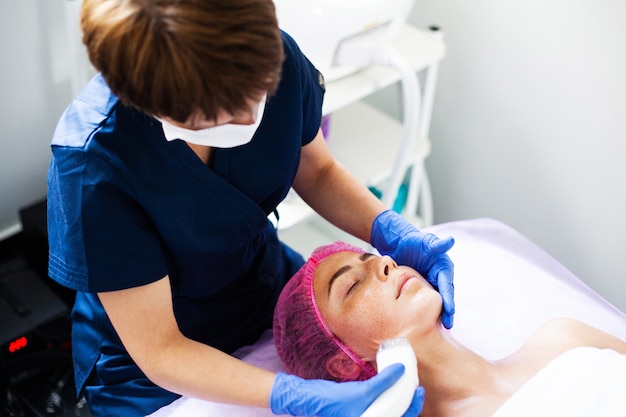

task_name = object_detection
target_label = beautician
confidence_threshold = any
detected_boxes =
[47,0,455,416]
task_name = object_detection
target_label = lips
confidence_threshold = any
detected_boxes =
[396,273,418,299]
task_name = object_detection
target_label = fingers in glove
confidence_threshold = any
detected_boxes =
[441,311,454,330]
[401,387,425,417]
[426,235,455,254]
[366,363,405,394]
[437,269,455,329]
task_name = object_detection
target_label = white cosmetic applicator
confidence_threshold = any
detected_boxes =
[361,337,419,417]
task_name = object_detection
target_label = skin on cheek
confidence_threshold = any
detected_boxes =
[329,289,394,359]
[330,317,379,360]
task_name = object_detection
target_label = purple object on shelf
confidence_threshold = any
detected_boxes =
[321,115,331,139]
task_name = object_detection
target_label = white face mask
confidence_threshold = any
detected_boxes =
[158,95,266,148]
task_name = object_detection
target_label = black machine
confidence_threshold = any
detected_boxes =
[0,200,90,416]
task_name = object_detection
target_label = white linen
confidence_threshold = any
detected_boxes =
[149,218,626,416]
[430,218,626,359]
[492,347,626,417]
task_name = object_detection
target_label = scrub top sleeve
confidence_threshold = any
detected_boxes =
[281,31,325,146]
[48,151,168,293]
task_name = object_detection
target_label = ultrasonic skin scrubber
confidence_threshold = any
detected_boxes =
[361,337,419,417]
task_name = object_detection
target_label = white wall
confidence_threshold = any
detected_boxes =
[0,0,72,239]
[388,0,626,311]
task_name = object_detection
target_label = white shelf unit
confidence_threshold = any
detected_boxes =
[276,24,445,244]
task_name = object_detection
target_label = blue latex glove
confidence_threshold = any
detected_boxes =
[270,364,424,417]
[402,387,426,417]
[371,209,455,329]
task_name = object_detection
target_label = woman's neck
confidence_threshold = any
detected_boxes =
[187,142,214,166]
[409,325,507,417]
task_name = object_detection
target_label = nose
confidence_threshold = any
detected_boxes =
[373,255,397,282]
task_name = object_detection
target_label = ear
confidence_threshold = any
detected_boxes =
[326,351,364,381]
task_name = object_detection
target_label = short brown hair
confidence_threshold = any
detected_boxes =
[81,0,284,122]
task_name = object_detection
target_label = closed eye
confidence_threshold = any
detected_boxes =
[346,280,359,296]
[328,251,376,298]
[345,253,376,297]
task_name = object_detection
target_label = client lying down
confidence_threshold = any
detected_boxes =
[273,242,626,417]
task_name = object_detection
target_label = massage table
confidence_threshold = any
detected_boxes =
[149,218,626,416]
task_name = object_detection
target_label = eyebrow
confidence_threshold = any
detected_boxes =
[327,252,375,296]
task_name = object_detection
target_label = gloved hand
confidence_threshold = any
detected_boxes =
[402,387,426,417]
[371,209,455,329]
[270,364,424,417]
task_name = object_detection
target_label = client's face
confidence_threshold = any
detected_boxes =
[313,251,442,362]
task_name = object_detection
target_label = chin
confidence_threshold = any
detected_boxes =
[403,292,443,330]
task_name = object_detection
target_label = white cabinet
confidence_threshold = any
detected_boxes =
[276,24,445,251]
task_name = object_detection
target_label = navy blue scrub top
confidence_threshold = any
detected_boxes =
[47,32,324,416]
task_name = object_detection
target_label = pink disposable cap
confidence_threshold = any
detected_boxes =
[273,241,377,382]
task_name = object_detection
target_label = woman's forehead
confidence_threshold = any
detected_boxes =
[315,251,363,278]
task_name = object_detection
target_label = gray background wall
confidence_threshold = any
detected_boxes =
[385,0,626,311]
[1,0,625,311]
[0,0,72,239]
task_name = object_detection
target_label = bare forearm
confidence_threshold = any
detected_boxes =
[145,334,276,407]
[98,280,277,409]
[294,160,387,243]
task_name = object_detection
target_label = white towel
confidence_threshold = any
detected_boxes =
[492,347,626,417]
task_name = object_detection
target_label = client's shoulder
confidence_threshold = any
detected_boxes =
[529,317,626,354]
[502,318,601,383]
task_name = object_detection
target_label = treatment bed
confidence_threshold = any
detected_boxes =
[149,218,626,417]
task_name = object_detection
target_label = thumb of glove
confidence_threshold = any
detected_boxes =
[425,235,455,254]
[401,387,426,417]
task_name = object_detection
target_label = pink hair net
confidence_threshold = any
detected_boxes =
[273,241,377,382]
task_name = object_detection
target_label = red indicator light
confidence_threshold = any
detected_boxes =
[8,336,28,353]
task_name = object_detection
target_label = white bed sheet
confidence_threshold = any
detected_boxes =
[149,218,626,417]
